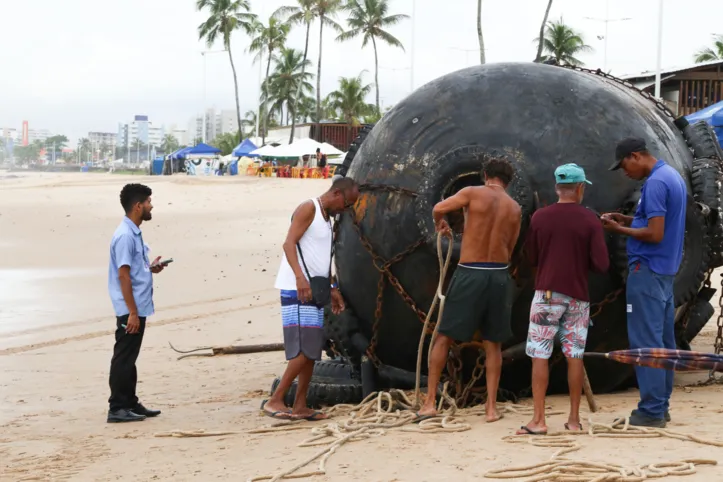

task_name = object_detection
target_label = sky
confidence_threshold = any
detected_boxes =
[1,0,721,144]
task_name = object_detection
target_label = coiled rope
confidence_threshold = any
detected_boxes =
[485,417,720,481]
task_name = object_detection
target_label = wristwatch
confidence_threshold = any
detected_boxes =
[331,282,338,289]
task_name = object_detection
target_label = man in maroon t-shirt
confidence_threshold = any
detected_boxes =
[516,163,609,435]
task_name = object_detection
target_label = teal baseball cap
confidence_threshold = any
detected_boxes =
[554,163,592,185]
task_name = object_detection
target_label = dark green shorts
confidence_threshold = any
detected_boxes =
[438,264,514,343]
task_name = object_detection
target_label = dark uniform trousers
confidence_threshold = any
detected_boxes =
[108,314,146,411]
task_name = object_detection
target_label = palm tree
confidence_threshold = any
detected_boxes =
[694,34,723,63]
[539,17,592,66]
[197,0,256,144]
[535,0,554,62]
[249,17,290,144]
[273,0,316,143]
[161,134,180,154]
[337,0,408,113]
[266,48,315,126]
[327,72,375,144]
[296,96,317,123]
[311,1,344,136]
[210,132,239,155]
[477,0,485,64]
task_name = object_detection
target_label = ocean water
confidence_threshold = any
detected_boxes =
[0,268,102,335]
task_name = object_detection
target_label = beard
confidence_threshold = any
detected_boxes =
[142,208,153,221]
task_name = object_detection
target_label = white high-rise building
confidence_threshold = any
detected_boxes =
[117,115,165,149]
[217,109,239,137]
[188,116,203,144]
[27,128,52,143]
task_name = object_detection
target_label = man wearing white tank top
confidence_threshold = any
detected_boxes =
[262,178,360,421]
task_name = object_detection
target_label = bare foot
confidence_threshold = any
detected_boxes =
[486,409,504,423]
[416,404,438,418]
[516,420,548,435]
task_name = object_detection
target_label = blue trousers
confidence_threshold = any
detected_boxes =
[626,262,676,419]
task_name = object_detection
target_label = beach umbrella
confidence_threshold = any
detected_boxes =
[584,348,723,372]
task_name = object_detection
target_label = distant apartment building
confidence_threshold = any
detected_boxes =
[217,109,239,137]
[88,132,117,149]
[188,116,204,144]
[117,115,165,149]
[27,128,52,144]
[188,108,239,144]
[1,127,18,140]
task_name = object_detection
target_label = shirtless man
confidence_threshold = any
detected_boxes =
[417,158,522,422]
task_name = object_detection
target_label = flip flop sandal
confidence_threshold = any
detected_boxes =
[295,410,328,422]
[516,425,547,435]
[260,399,292,420]
[564,423,584,431]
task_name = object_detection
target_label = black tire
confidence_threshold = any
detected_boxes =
[683,120,723,160]
[269,377,363,408]
[691,157,723,267]
[683,298,715,345]
[337,124,374,177]
[613,189,710,307]
[308,358,360,383]
[323,305,366,363]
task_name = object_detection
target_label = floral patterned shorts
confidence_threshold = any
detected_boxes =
[526,290,591,359]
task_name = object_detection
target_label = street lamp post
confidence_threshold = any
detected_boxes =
[584,0,631,72]
[410,0,416,93]
[654,0,664,99]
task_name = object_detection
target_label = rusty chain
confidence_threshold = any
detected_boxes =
[345,184,426,366]
[710,270,723,383]
[559,65,676,121]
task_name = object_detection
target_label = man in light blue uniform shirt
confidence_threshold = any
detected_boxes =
[107,183,169,423]
[602,137,687,428]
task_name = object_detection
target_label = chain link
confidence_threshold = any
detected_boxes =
[559,65,676,121]
[347,184,427,366]
[588,287,625,319]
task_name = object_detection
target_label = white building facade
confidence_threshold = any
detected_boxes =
[117,115,165,149]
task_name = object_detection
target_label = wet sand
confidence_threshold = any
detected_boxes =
[1,171,723,481]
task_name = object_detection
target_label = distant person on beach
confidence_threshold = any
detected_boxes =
[602,137,686,428]
[264,177,360,421]
[417,158,521,423]
[107,183,168,423]
[517,163,609,436]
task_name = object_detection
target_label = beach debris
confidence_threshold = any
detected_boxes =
[168,341,285,360]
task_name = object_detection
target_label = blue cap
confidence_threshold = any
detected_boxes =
[554,163,592,185]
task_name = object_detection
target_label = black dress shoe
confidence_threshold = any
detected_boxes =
[133,403,161,417]
[107,409,146,423]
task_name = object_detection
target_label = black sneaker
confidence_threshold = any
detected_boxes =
[665,410,671,422]
[629,409,666,428]
[132,403,161,417]
[107,409,146,423]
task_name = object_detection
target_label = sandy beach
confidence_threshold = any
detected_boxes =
[2,171,723,481]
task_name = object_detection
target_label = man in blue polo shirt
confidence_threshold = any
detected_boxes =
[602,137,687,428]
[107,183,169,423]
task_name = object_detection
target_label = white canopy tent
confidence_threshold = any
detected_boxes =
[271,138,323,158]
[320,142,344,156]
[250,144,281,157]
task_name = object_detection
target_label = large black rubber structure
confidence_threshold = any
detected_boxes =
[321,62,723,402]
